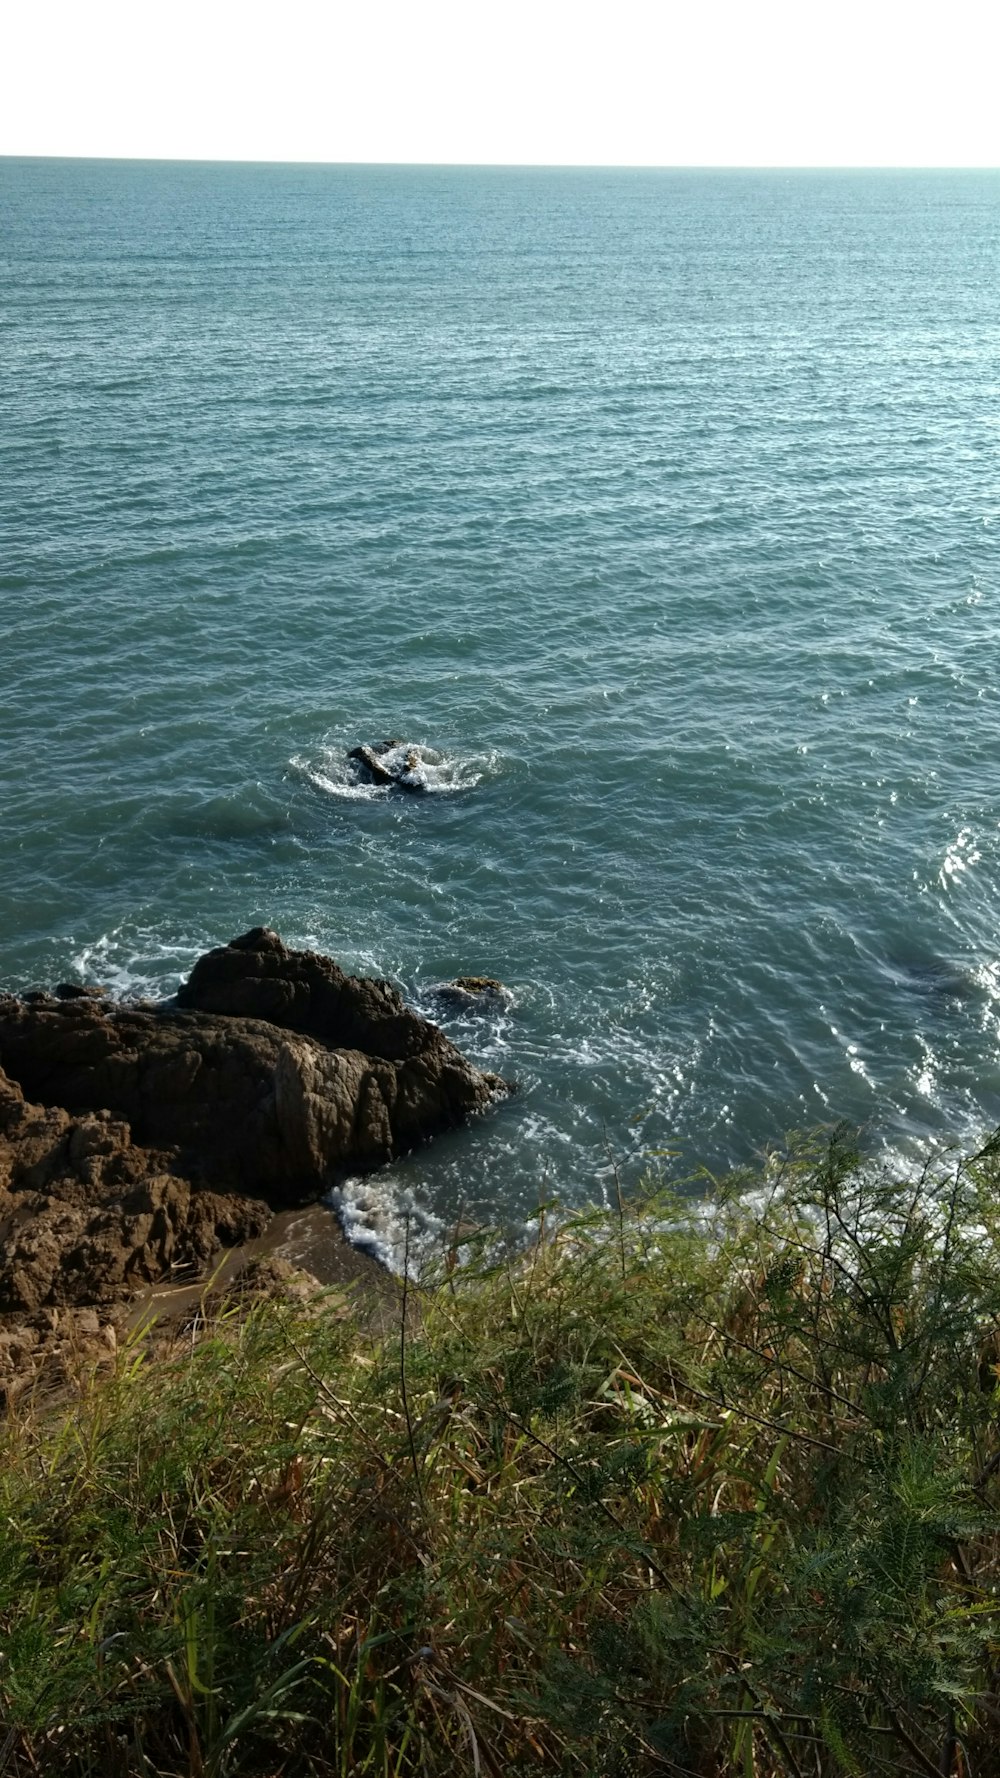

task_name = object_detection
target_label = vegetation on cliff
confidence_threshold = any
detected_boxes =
[3,1128,1000,1776]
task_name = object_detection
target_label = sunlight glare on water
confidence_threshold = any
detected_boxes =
[2,160,999,1264]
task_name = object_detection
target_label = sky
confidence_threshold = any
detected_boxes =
[4,0,999,167]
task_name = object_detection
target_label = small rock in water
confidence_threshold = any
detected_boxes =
[348,740,428,794]
[430,976,512,1013]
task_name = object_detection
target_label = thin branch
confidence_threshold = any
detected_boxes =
[400,1212,426,1515]
[889,1708,948,1778]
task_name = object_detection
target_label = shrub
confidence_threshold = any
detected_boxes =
[2,1125,1000,1774]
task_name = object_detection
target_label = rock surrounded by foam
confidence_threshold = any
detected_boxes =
[429,976,513,1014]
[348,740,430,793]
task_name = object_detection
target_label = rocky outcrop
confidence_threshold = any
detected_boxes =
[0,930,508,1341]
[0,1067,269,1313]
[1,930,505,1196]
[178,926,449,1061]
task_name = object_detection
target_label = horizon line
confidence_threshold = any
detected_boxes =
[3,153,999,173]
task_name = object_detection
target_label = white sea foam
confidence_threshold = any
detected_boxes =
[410,985,519,1070]
[913,1035,940,1099]
[70,927,203,1002]
[939,826,982,888]
[328,1175,449,1277]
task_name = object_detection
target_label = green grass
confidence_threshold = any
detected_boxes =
[3,1125,1000,1775]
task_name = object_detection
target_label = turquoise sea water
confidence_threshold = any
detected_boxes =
[2,159,999,1262]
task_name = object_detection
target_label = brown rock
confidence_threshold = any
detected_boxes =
[347,741,428,794]
[0,998,502,1200]
[0,1067,269,1313]
[177,926,449,1062]
[430,975,513,1013]
[347,743,399,787]
[0,931,509,1340]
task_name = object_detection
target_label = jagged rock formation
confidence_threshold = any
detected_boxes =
[179,926,450,1060]
[0,929,508,1340]
[0,1068,268,1312]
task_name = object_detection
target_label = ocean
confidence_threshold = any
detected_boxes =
[2,158,998,1265]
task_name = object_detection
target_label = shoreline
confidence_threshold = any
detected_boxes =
[0,928,506,1398]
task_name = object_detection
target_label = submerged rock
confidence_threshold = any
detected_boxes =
[0,929,510,1331]
[430,976,513,1013]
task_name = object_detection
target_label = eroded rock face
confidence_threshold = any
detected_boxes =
[0,1068,269,1312]
[0,938,505,1206]
[0,930,508,1334]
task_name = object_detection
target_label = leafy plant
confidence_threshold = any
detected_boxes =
[2,1127,1000,1773]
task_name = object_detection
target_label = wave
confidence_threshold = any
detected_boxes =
[69,926,205,1002]
[328,1174,450,1277]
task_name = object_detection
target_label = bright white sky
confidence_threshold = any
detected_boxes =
[4,0,999,166]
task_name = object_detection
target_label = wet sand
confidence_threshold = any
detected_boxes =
[128,1201,402,1336]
